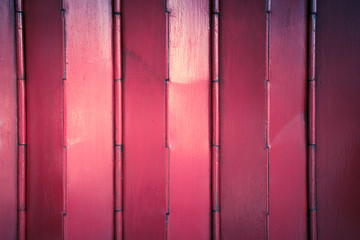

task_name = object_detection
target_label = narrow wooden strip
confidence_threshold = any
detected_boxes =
[308,2,317,239]
[311,0,317,13]
[308,146,316,211]
[266,79,270,238]
[212,211,220,240]
[15,0,23,12]
[212,0,219,13]
[18,145,26,211]
[212,81,219,146]
[211,145,220,211]
[18,210,26,240]
[266,148,270,233]
[15,2,26,239]
[309,14,316,81]
[114,14,122,80]
[310,209,318,240]
[63,79,67,147]
[62,80,67,218]
[265,3,271,239]
[17,80,26,145]
[114,146,122,211]
[115,80,122,145]
[265,13,270,82]
[266,80,270,148]
[165,141,170,216]
[165,11,169,80]
[267,0,272,12]
[309,80,316,145]
[113,2,123,239]
[115,211,123,240]
[62,147,67,215]
[15,12,25,80]
[114,0,121,14]
[212,14,219,82]
[165,13,170,228]
[211,3,220,238]
[308,145,317,240]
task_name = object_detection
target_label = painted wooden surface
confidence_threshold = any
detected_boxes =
[15,1,27,238]
[122,0,166,239]
[25,0,65,239]
[268,0,308,239]
[167,0,211,239]
[0,0,360,239]
[220,0,267,238]
[316,0,360,238]
[113,1,123,239]
[63,0,114,239]
[211,1,220,239]
[0,1,17,239]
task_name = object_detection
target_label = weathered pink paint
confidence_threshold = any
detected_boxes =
[0,0,358,239]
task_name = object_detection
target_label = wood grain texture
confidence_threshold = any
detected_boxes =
[122,0,167,239]
[316,0,360,238]
[0,0,17,239]
[63,0,114,239]
[167,0,211,239]
[220,0,267,239]
[25,0,65,239]
[268,0,308,239]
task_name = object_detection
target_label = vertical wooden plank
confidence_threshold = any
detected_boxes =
[0,0,17,238]
[15,1,27,237]
[316,0,360,238]
[211,1,220,238]
[268,0,308,239]
[114,145,123,240]
[122,0,166,239]
[25,0,65,239]
[113,2,123,238]
[63,0,114,239]
[166,0,211,239]
[308,1,317,237]
[220,0,267,239]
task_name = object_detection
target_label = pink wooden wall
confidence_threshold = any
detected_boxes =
[0,0,359,239]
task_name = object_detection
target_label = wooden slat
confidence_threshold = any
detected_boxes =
[123,0,167,239]
[25,0,65,238]
[63,0,114,238]
[167,0,211,239]
[113,2,123,238]
[211,3,220,238]
[268,0,308,239]
[316,0,360,238]
[220,0,267,238]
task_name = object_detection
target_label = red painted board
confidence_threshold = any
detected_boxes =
[316,0,360,238]
[122,0,166,239]
[220,0,267,239]
[167,0,211,239]
[0,0,17,239]
[63,0,114,239]
[268,0,308,239]
[25,0,65,239]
